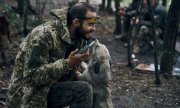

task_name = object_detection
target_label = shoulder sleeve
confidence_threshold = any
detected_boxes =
[24,25,72,86]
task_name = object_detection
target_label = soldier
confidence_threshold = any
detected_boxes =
[132,0,167,53]
[138,0,167,34]
[115,0,141,40]
[7,2,99,108]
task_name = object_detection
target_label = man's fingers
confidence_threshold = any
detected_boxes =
[107,81,112,92]
[69,49,78,56]
[76,71,82,76]
[81,52,89,60]
[68,49,89,64]
[85,48,90,55]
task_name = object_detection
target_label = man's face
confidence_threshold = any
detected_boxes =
[152,0,157,6]
[75,11,97,41]
[143,0,156,7]
[143,0,148,7]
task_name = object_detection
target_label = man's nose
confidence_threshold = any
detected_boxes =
[92,25,96,31]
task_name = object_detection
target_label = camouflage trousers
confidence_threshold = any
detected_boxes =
[47,81,93,108]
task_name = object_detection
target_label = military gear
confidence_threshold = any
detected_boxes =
[6,7,87,108]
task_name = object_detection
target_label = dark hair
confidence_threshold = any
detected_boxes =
[67,2,96,26]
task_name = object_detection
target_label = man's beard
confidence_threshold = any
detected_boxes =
[74,26,91,41]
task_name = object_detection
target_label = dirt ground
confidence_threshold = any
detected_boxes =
[0,8,180,108]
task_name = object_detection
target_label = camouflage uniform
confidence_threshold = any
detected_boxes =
[6,7,92,108]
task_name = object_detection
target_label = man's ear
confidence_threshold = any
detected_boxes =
[72,18,80,27]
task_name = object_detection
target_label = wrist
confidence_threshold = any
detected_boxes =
[64,59,73,70]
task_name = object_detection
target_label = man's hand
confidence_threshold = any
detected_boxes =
[131,17,140,25]
[119,10,126,16]
[67,49,89,69]
[119,7,127,16]
[76,71,82,78]
[107,81,112,92]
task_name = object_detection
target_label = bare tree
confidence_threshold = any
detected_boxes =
[17,0,36,16]
[23,0,29,36]
[160,0,180,79]
[0,15,11,67]
[132,0,141,8]
[17,0,24,15]
[114,0,121,34]
[40,0,48,20]
[36,0,48,21]
[100,0,106,11]
[162,0,167,7]
[17,0,36,35]
[106,0,113,14]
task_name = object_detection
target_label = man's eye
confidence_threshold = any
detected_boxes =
[88,23,95,26]
[88,23,93,26]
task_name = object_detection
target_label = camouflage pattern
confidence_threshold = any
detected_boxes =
[6,7,86,108]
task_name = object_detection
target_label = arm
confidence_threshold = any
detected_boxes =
[23,30,72,86]
[23,31,88,86]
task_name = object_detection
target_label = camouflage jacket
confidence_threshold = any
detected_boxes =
[7,7,85,108]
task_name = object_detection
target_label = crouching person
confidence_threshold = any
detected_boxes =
[6,2,100,108]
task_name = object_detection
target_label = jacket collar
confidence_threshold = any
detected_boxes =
[50,7,71,44]
[49,7,87,47]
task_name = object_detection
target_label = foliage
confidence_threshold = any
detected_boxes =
[2,4,42,35]
[120,0,132,7]
[2,4,23,33]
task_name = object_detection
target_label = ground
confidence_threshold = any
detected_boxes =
[0,6,180,108]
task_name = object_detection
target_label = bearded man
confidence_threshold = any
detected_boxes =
[7,2,99,108]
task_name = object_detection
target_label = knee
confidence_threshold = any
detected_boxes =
[81,81,93,95]
[78,81,93,99]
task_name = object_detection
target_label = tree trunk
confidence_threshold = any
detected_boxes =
[100,0,106,11]
[131,0,141,9]
[114,0,121,34]
[37,0,48,21]
[0,16,10,67]
[160,0,180,79]
[23,0,29,36]
[17,0,24,16]
[36,0,41,20]
[41,0,47,16]
[162,0,167,7]
[106,0,113,14]
[146,0,160,85]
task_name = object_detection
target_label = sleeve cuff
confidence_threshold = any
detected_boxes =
[63,59,73,71]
